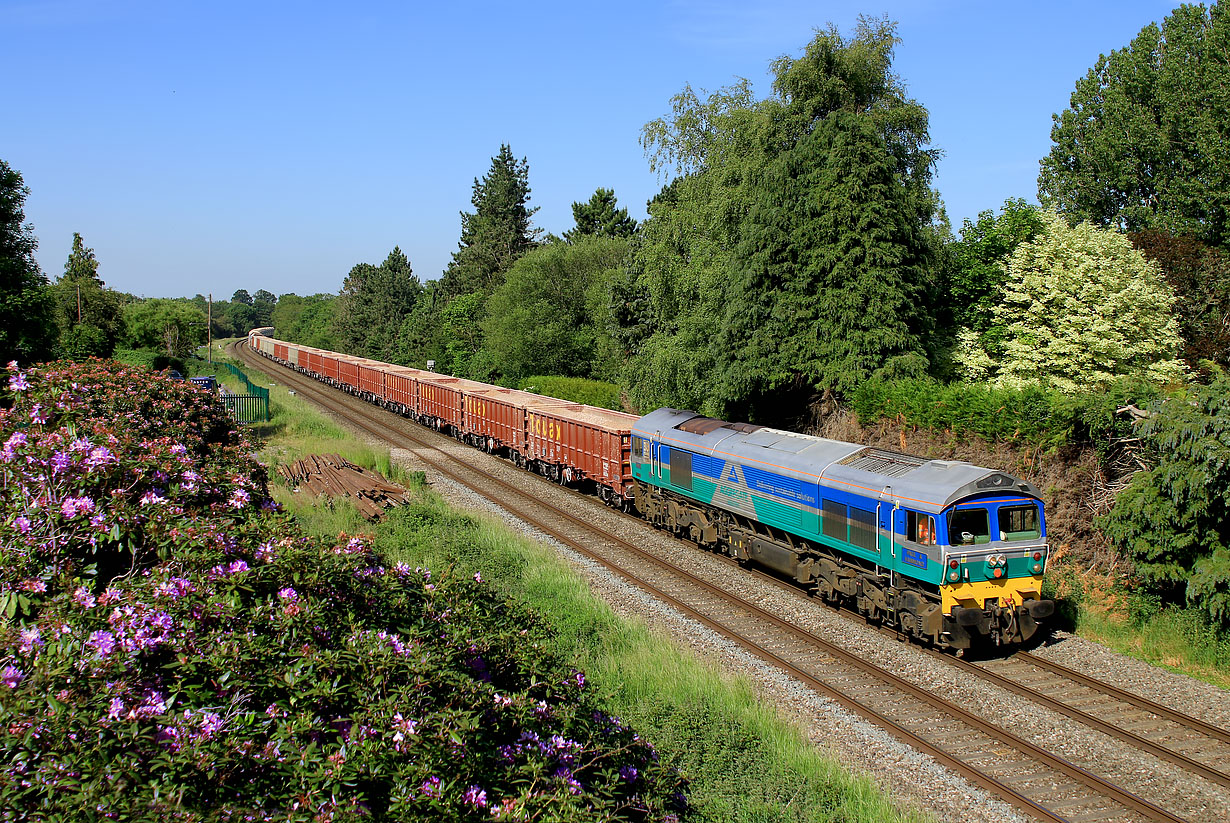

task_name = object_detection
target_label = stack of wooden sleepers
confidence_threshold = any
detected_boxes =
[277,453,410,520]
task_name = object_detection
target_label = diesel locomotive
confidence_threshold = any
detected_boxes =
[629,408,1054,650]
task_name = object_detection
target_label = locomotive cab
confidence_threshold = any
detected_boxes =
[936,493,1055,648]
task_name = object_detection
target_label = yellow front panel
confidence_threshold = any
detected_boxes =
[941,576,1043,612]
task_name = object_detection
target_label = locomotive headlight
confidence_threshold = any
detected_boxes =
[1032,563,1043,574]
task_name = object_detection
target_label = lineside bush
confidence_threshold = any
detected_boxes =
[850,375,1163,454]
[518,376,622,410]
[0,359,685,821]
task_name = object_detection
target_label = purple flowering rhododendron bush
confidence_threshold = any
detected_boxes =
[0,361,686,821]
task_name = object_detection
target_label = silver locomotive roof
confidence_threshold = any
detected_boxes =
[632,408,1042,513]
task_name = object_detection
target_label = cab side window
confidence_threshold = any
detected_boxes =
[906,511,936,546]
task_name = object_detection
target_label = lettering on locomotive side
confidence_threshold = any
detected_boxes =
[901,547,928,569]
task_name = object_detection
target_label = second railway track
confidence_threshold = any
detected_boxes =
[233,341,1228,823]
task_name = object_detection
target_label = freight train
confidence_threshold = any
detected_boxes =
[247,329,1054,650]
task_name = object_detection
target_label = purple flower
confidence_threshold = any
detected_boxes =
[278,587,298,602]
[2,666,24,689]
[2,431,28,462]
[14,515,31,534]
[228,488,250,509]
[420,776,441,798]
[140,490,166,506]
[8,372,29,391]
[61,496,95,519]
[135,690,166,718]
[87,630,116,658]
[197,711,223,739]
[50,451,71,474]
[473,571,483,583]
[73,587,97,609]
[620,765,638,782]
[18,627,42,654]
[570,670,585,689]
[107,697,125,720]
[155,577,193,599]
[29,404,49,424]
[227,559,249,575]
[462,786,487,809]
[169,443,187,455]
[86,446,115,469]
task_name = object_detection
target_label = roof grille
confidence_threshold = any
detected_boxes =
[838,448,926,478]
[676,416,762,436]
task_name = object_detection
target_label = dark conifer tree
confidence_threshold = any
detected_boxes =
[53,233,124,358]
[0,160,54,365]
[333,246,422,361]
[439,145,539,299]
[719,111,931,410]
[564,188,637,241]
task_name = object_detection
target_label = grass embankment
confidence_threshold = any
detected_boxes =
[1046,567,1230,690]
[235,355,928,823]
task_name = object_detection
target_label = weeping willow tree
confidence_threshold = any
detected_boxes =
[623,18,941,420]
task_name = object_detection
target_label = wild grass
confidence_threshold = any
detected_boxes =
[1045,563,1230,690]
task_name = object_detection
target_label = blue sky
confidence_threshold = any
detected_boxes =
[5,0,1184,299]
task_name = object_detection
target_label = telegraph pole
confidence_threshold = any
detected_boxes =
[207,293,213,364]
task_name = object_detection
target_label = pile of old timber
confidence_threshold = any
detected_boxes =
[278,453,409,520]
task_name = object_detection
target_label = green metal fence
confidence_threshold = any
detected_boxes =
[220,363,271,403]
[217,363,270,423]
[222,393,270,424]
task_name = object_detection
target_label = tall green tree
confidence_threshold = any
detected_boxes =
[622,80,765,415]
[122,299,207,358]
[52,233,123,358]
[957,212,1186,393]
[1129,230,1230,376]
[0,160,54,365]
[1099,371,1230,624]
[1038,2,1230,247]
[438,145,540,299]
[333,246,422,361]
[627,19,939,418]
[271,293,338,349]
[945,199,1045,335]
[719,110,933,409]
[482,236,630,383]
[563,189,637,241]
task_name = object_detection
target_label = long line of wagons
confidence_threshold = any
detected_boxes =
[248,328,1054,652]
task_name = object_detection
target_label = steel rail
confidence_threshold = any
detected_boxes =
[1013,651,1230,745]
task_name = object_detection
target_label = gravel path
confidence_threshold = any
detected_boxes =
[277,380,1230,823]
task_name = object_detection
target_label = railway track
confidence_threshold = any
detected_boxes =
[728,561,1230,792]
[233,342,1223,823]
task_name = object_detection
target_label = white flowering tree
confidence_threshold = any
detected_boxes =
[958,211,1186,392]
